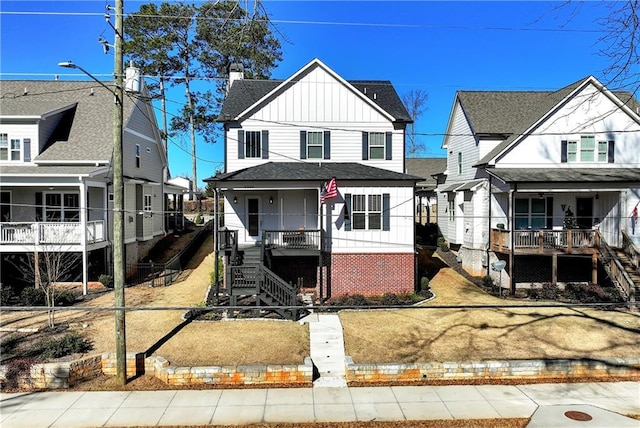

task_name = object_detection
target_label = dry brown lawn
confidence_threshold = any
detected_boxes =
[0,236,309,367]
[340,267,640,363]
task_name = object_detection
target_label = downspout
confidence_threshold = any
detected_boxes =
[509,183,517,295]
[213,184,220,304]
[486,176,492,277]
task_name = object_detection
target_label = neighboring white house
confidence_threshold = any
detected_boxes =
[405,158,447,225]
[0,78,172,294]
[207,58,420,299]
[167,176,194,201]
[436,75,640,292]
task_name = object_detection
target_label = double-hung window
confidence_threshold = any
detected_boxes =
[135,144,141,168]
[563,136,614,163]
[0,134,22,161]
[345,192,390,231]
[307,131,323,159]
[245,131,261,158]
[515,198,546,230]
[369,132,385,159]
[45,193,79,222]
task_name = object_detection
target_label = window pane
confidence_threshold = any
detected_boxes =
[245,131,261,158]
[567,141,577,162]
[515,216,529,230]
[580,136,595,162]
[370,147,384,159]
[46,194,61,207]
[0,148,6,160]
[352,195,365,211]
[64,194,79,208]
[0,134,7,147]
[531,199,545,214]
[308,146,322,158]
[368,195,381,211]
[353,213,366,229]
[515,199,529,214]
[308,132,322,145]
[531,216,545,229]
[369,213,381,229]
[369,132,384,159]
[597,141,607,162]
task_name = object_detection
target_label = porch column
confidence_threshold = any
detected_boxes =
[509,186,516,295]
[551,253,558,285]
[592,253,598,284]
[79,181,88,295]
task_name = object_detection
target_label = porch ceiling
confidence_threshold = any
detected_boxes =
[486,168,640,184]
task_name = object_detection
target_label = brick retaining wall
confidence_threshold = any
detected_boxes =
[345,357,640,383]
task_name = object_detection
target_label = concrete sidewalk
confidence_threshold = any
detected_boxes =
[1,381,638,427]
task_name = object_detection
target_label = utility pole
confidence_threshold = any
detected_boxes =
[113,0,127,386]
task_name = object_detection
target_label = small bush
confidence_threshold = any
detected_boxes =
[381,292,402,306]
[19,287,45,306]
[418,276,432,298]
[528,283,559,300]
[40,332,92,359]
[0,283,15,305]
[482,275,494,288]
[54,290,76,306]
[99,274,114,289]
[329,294,370,307]
[437,237,449,252]
[194,214,204,224]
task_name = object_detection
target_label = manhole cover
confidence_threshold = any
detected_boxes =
[564,410,593,421]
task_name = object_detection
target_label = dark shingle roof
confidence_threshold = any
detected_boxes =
[456,77,640,165]
[487,168,640,183]
[0,164,108,176]
[405,158,447,189]
[218,64,411,123]
[1,80,137,162]
[206,162,421,183]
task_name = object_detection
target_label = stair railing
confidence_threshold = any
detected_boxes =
[621,230,639,274]
[259,264,297,308]
[597,231,636,309]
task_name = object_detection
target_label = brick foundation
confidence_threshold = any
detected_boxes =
[330,253,415,296]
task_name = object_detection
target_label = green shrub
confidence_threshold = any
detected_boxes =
[528,283,559,300]
[54,290,76,306]
[482,275,494,288]
[41,332,93,359]
[19,287,45,306]
[418,276,432,298]
[436,237,449,252]
[329,294,370,307]
[0,283,15,305]
[194,214,204,224]
[381,292,401,306]
[99,274,114,289]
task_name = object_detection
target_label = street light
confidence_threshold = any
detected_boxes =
[58,53,127,385]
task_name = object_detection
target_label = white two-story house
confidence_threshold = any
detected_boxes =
[207,58,419,303]
[437,76,640,295]
[0,77,170,294]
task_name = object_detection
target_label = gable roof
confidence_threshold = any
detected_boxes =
[487,168,640,184]
[218,59,411,123]
[452,76,640,166]
[0,80,138,163]
[205,162,421,183]
[405,158,447,190]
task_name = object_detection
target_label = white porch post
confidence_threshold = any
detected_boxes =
[79,180,88,295]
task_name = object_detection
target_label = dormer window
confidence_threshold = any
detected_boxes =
[0,134,22,161]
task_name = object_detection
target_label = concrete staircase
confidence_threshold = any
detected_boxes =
[304,313,348,388]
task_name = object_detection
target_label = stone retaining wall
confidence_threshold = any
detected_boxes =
[345,357,640,382]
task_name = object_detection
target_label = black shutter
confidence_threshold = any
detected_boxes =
[35,192,43,221]
[608,140,615,163]
[237,130,244,159]
[385,132,392,160]
[361,132,369,160]
[323,131,330,160]
[560,140,567,163]
[344,193,352,231]
[546,197,554,229]
[300,131,307,159]
[261,130,269,159]
[382,193,390,231]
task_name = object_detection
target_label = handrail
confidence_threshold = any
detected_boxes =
[259,264,297,307]
[621,230,639,274]
[264,229,322,250]
[491,228,597,252]
[596,231,636,308]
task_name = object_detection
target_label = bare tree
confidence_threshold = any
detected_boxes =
[402,89,429,157]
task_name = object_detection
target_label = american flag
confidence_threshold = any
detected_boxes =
[321,177,338,204]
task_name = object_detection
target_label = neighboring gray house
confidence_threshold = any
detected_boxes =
[437,75,640,297]
[0,78,171,293]
[405,158,447,224]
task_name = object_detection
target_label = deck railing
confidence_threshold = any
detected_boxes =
[621,230,640,274]
[491,228,597,253]
[0,221,105,245]
[264,229,322,250]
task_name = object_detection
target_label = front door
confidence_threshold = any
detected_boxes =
[247,197,260,238]
[575,197,593,229]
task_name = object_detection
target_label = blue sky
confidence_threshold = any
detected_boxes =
[0,1,628,188]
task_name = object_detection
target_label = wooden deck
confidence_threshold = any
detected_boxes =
[491,228,598,255]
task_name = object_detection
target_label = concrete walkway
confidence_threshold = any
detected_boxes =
[1,381,638,427]
[305,313,348,387]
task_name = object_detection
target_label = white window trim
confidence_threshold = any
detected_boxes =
[306,131,324,159]
[368,132,385,160]
[245,131,262,158]
[144,194,153,212]
[0,133,23,162]
[567,136,610,163]
[44,191,80,222]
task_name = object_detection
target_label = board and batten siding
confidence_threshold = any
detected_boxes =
[226,65,404,174]
[496,84,640,167]
[329,185,414,254]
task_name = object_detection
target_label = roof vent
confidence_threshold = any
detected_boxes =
[373,93,377,100]
[23,87,28,95]
[364,87,367,94]
[90,88,94,96]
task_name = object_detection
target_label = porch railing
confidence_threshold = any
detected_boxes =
[0,221,105,245]
[491,228,597,253]
[264,229,322,250]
